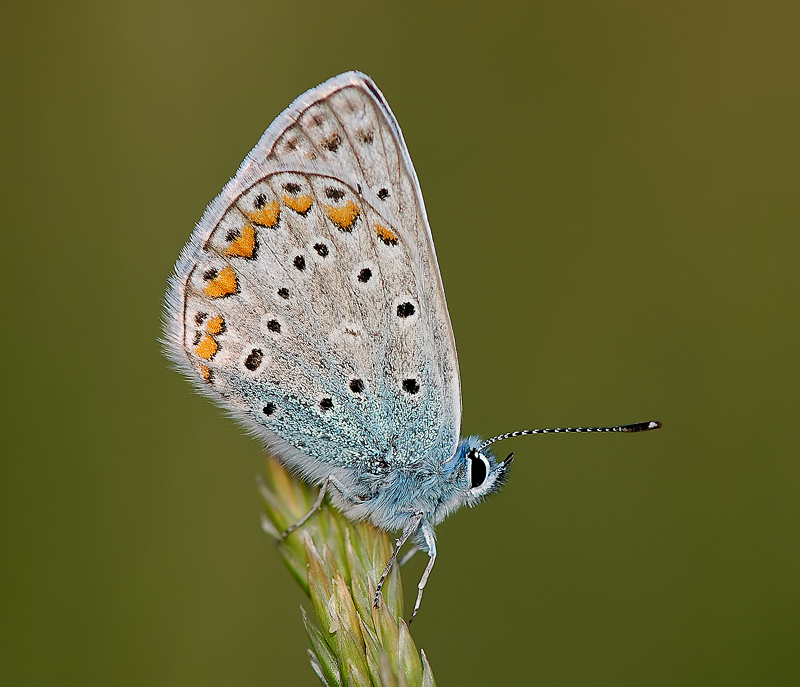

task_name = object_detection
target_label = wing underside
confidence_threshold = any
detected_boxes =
[164,72,461,483]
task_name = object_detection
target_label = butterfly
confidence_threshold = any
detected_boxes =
[163,71,661,621]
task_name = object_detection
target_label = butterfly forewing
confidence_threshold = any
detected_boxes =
[165,72,461,482]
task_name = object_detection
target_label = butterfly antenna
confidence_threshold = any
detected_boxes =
[478,420,662,452]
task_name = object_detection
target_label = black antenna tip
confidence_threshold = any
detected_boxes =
[620,421,662,432]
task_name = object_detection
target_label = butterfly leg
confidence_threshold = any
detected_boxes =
[374,511,424,609]
[399,544,421,567]
[409,519,437,623]
[276,477,331,542]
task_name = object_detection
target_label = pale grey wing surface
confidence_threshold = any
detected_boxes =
[164,72,461,487]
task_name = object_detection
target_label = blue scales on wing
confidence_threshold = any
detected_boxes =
[164,73,462,502]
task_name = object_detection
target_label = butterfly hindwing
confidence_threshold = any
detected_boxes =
[164,72,461,487]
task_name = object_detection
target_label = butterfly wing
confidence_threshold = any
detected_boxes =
[164,72,461,490]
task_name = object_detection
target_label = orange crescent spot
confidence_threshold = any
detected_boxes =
[206,315,225,335]
[375,224,398,246]
[246,200,280,228]
[224,223,256,258]
[200,364,213,383]
[195,334,219,360]
[281,193,313,214]
[203,265,238,299]
[324,201,360,232]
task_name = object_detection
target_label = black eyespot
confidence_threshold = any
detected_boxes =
[349,378,365,393]
[319,397,333,411]
[267,319,281,333]
[402,378,420,394]
[254,193,267,209]
[470,452,488,489]
[325,187,345,201]
[244,349,263,371]
[203,268,218,281]
[283,182,301,194]
[293,255,306,270]
[357,268,372,283]
[263,403,276,416]
[397,302,415,318]
[277,287,289,299]
[377,188,389,200]
[314,242,329,257]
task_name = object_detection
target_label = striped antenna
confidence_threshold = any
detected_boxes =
[477,421,662,452]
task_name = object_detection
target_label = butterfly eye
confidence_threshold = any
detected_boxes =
[469,452,490,489]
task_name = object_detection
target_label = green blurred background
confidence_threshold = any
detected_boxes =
[3,1,799,684]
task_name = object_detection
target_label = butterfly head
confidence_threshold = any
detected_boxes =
[464,438,514,504]
[433,437,513,524]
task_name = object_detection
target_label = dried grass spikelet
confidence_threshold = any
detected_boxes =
[259,457,437,687]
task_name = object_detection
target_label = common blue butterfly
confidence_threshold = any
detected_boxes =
[164,72,660,620]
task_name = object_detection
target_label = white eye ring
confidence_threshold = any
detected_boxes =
[469,452,491,491]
